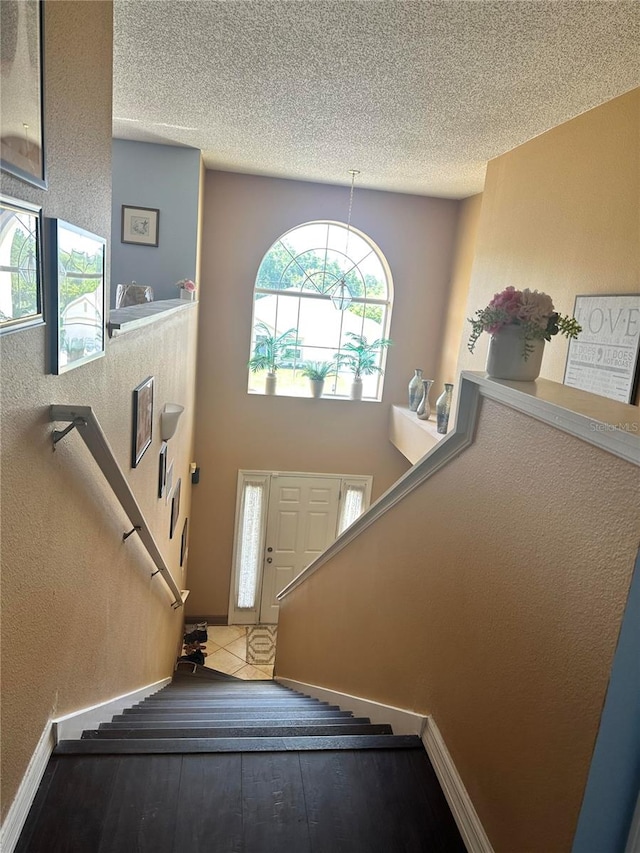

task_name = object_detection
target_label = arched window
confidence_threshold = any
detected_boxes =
[248,221,393,400]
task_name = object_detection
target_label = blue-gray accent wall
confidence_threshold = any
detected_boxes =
[111,140,200,304]
[572,547,640,853]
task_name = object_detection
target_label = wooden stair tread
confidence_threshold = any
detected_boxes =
[99,716,374,729]
[113,709,349,720]
[82,724,394,738]
[55,734,422,754]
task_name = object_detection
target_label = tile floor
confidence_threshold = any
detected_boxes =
[202,625,274,680]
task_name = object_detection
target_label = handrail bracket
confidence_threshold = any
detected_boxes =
[52,418,86,449]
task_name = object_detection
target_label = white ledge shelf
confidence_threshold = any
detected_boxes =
[390,405,446,464]
[108,299,196,337]
[279,372,639,602]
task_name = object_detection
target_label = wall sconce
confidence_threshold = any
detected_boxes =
[160,403,184,441]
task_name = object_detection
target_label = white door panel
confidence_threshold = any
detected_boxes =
[259,475,340,623]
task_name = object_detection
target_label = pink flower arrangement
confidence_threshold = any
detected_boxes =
[468,286,581,358]
[176,279,196,293]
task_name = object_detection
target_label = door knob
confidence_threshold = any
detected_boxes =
[267,547,273,552]
[266,557,272,563]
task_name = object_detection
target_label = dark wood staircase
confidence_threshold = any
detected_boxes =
[16,668,466,852]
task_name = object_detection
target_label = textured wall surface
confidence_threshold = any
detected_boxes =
[0,2,197,820]
[435,192,483,392]
[188,171,459,617]
[276,398,640,853]
[111,140,201,304]
[456,88,640,406]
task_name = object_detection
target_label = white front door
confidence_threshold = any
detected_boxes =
[259,475,340,623]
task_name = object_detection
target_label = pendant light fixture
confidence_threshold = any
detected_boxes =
[330,169,360,311]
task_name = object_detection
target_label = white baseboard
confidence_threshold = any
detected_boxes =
[53,677,172,742]
[0,722,56,853]
[276,678,493,853]
[0,677,171,853]
[422,716,494,853]
[275,677,427,735]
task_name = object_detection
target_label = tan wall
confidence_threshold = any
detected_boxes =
[0,2,196,819]
[456,89,640,405]
[276,398,640,852]
[434,193,483,392]
[187,171,459,617]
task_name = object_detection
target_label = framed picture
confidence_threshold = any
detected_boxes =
[158,441,168,498]
[0,195,44,334]
[121,205,159,247]
[132,376,154,468]
[180,517,189,567]
[170,478,181,539]
[564,294,640,404]
[0,0,46,189]
[46,219,106,374]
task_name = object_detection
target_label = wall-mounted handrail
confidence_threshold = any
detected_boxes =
[277,371,640,601]
[50,404,185,609]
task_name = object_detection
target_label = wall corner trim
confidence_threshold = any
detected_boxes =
[422,716,494,853]
[0,722,55,853]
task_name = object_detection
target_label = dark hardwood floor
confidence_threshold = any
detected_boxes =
[16,672,466,853]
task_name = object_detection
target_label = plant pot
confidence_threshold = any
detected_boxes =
[486,326,545,381]
[180,289,196,301]
[350,378,363,401]
[265,372,277,395]
[310,379,325,398]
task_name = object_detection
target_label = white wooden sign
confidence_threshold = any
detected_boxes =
[564,294,640,403]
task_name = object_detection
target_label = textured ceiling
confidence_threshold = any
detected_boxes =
[113,1,639,199]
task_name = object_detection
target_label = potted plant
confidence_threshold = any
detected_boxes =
[467,286,581,380]
[300,361,334,398]
[334,332,392,400]
[248,321,298,394]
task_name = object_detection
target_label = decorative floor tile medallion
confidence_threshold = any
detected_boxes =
[246,625,277,665]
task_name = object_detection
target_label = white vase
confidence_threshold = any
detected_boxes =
[180,289,196,301]
[265,372,277,395]
[486,326,545,381]
[310,379,324,398]
[350,378,363,400]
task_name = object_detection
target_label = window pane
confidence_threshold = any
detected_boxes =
[298,297,342,349]
[236,481,265,609]
[251,220,392,400]
[338,485,366,534]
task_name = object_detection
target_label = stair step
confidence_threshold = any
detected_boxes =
[173,666,243,681]
[82,723,393,739]
[55,734,422,754]
[154,688,295,697]
[99,716,373,729]
[135,698,325,707]
[117,707,344,718]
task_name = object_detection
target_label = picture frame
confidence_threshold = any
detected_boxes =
[158,441,168,498]
[0,0,47,189]
[46,218,106,373]
[132,376,154,468]
[564,294,640,404]
[180,517,189,567]
[170,478,182,539]
[0,195,44,334]
[121,205,159,247]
